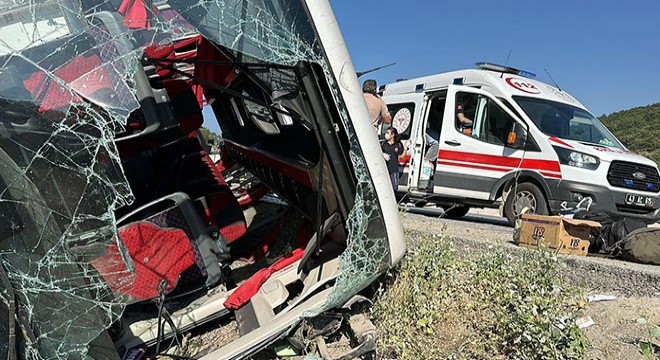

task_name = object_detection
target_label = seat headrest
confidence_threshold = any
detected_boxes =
[162,79,203,135]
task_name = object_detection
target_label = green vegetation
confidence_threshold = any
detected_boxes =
[637,317,660,359]
[372,234,588,360]
[600,103,660,165]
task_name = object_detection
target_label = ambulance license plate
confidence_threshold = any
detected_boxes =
[625,194,654,207]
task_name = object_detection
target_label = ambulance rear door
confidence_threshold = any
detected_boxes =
[382,92,426,191]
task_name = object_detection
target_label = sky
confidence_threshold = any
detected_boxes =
[330,0,660,116]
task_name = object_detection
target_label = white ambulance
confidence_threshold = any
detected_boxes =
[381,63,660,225]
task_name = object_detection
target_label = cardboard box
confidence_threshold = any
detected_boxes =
[518,214,601,256]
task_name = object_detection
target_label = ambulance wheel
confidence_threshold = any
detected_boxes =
[442,206,470,219]
[504,182,548,226]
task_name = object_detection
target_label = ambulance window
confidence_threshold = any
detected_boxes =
[569,117,594,142]
[455,93,478,136]
[456,92,516,146]
[498,97,525,121]
[498,97,541,151]
[384,103,415,140]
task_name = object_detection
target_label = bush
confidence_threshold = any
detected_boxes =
[372,235,589,359]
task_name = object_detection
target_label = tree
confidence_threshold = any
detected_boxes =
[600,103,660,165]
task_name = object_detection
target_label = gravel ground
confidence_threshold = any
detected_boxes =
[400,206,660,359]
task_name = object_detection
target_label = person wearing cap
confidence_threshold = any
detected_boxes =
[362,79,391,129]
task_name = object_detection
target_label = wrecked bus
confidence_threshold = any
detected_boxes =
[0,0,405,359]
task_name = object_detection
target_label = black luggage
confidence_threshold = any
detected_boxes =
[573,211,646,254]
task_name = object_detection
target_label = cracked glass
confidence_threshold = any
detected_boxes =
[0,0,390,358]
[169,0,391,313]
[0,1,141,358]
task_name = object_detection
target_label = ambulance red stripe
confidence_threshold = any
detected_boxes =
[520,158,561,172]
[439,149,523,168]
[438,160,563,179]
[437,160,508,173]
[548,137,574,149]
[540,172,562,179]
[437,150,562,178]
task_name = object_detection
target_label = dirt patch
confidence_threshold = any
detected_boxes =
[584,297,660,360]
[167,319,239,358]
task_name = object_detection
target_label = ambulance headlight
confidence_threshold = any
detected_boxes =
[553,146,600,170]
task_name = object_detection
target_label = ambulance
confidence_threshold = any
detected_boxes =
[381,63,660,225]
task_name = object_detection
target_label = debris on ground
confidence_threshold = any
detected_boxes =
[576,316,596,329]
[588,294,618,303]
[274,343,300,358]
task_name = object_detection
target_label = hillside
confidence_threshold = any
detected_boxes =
[600,103,660,165]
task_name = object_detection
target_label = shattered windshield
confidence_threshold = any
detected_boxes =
[169,0,320,64]
[0,0,390,358]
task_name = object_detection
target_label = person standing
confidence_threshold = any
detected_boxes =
[381,127,405,191]
[363,79,392,129]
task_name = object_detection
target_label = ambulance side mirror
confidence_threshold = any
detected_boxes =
[507,123,528,149]
[507,131,517,146]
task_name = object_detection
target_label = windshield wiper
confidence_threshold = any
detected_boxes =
[578,141,616,148]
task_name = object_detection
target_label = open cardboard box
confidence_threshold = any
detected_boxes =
[518,214,601,256]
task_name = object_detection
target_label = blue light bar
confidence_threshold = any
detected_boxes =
[624,179,634,187]
[647,183,657,190]
[517,70,537,78]
[475,62,536,78]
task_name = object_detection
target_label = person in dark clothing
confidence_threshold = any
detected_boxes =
[381,127,405,191]
[456,94,475,135]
